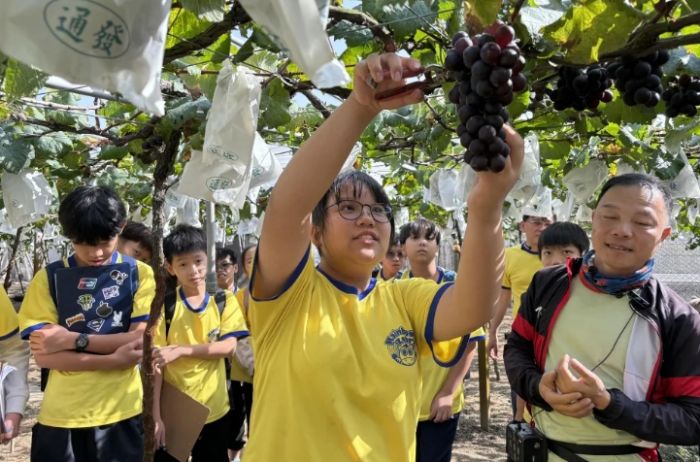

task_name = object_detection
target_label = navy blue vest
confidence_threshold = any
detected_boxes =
[46,252,139,335]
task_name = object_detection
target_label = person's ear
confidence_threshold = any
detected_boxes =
[233,264,239,274]
[660,226,672,242]
[165,262,176,276]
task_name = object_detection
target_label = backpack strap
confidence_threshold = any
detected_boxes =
[45,259,68,308]
[117,253,140,296]
[214,290,227,315]
[164,289,228,337]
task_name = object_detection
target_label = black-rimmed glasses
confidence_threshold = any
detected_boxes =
[327,200,392,223]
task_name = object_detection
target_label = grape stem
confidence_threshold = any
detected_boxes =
[423,99,454,132]
[509,0,527,25]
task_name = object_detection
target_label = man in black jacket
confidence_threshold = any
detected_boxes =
[504,173,700,461]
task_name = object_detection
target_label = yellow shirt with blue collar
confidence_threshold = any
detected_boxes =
[402,268,486,420]
[154,287,249,423]
[0,286,18,341]
[18,251,155,428]
[503,243,543,318]
[244,248,469,462]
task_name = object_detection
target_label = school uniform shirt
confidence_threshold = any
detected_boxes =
[1,286,30,415]
[0,286,18,340]
[244,248,469,462]
[18,255,155,428]
[154,288,249,423]
[502,244,542,318]
[229,288,253,383]
[401,268,486,420]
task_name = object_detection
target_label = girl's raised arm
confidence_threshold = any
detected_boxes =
[253,54,424,299]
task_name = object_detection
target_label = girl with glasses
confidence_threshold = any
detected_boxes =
[244,53,524,461]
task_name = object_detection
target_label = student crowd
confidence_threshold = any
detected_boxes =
[1,53,699,462]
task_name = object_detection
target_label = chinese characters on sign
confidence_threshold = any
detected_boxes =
[45,0,130,58]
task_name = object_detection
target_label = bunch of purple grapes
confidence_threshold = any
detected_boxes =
[607,50,669,108]
[663,74,700,118]
[444,24,526,172]
[549,65,613,111]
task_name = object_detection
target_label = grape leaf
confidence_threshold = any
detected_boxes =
[519,0,567,36]
[34,132,73,157]
[259,78,292,128]
[3,59,47,99]
[0,126,35,173]
[542,0,644,64]
[465,0,503,31]
[179,0,226,23]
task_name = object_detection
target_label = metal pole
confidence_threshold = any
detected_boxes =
[478,337,490,430]
[205,201,217,295]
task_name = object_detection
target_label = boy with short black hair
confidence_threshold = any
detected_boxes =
[118,221,153,263]
[153,225,249,462]
[18,185,155,462]
[399,218,485,462]
[538,222,590,267]
[374,236,405,281]
[215,247,239,292]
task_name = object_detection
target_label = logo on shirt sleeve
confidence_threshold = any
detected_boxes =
[207,328,220,343]
[385,326,417,366]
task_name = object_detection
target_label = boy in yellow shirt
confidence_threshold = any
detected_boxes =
[399,218,485,462]
[152,225,249,462]
[19,185,155,462]
[0,286,29,444]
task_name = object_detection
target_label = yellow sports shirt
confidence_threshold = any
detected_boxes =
[245,249,469,462]
[230,288,253,383]
[0,286,18,340]
[534,276,639,461]
[18,258,155,428]
[401,270,485,421]
[502,244,542,318]
[154,288,249,423]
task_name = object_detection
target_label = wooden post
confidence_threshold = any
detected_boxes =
[478,336,490,430]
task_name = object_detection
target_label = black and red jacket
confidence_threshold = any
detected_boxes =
[504,257,700,450]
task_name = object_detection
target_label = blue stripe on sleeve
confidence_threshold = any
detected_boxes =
[221,330,250,340]
[20,323,49,340]
[424,283,471,367]
[131,315,150,323]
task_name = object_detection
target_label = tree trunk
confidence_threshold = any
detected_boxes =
[3,226,24,292]
[142,130,181,462]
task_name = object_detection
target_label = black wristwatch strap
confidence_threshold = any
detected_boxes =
[75,333,89,352]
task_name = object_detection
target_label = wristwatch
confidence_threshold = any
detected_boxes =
[75,333,90,352]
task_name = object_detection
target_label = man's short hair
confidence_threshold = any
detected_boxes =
[398,218,440,245]
[120,222,153,255]
[596,173,672,218]
[216,246,237,264]
[163,225,206,263]
[537,222,590,257]
[58,185,126,245]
